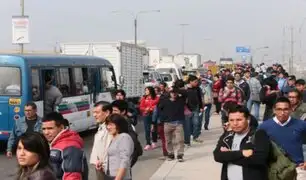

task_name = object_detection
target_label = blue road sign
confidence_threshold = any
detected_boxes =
[236,46,250,53]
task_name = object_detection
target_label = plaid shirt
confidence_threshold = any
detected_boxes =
[218,87,243,107]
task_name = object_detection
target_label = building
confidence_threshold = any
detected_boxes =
[202,60,217,69]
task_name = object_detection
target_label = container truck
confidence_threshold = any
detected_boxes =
[60,42,147,102]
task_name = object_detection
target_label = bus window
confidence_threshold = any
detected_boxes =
[55,68,71,97]
[0,67,21,96]
[73,68,85,95]
[31,68,41,101]
[100,67,116,92]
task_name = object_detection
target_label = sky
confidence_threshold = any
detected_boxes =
[1,0,306,64]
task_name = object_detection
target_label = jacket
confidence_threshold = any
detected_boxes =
[139,96,159,116]
[27,167,57,180]
[248,77,262,102]
[50,129,88,180]
[213,129,270,180]
[7,116,42,152]
[186,86,203,111]
[235,80,250,102]
[291,103,306,120]
[212,80,222,98]
[90,123,112,167]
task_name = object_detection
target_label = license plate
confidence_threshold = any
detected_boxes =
[9,98,21,105]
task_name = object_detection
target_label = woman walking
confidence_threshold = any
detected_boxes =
[139,86,159,150]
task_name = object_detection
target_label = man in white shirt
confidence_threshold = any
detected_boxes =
[90,101,113,180]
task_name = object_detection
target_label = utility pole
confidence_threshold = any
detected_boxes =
[20,0,25,54]
[282,26,286,64]
[179,24,189,53]
[134,18,137,46]
[290,26,294,75]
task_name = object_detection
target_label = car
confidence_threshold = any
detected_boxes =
[143,71,163,88]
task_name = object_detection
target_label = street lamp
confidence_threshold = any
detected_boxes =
[250,46,269,66]
[178,24,189,53]
[111,10,160,46]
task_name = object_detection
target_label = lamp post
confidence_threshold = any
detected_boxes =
[111,10,160,46]
[178,24,189,53]
[20,0,25,53]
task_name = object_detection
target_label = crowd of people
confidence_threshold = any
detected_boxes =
[212,63,306,180]
[4,62,306,180]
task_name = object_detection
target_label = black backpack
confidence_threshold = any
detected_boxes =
[127,124,143,167]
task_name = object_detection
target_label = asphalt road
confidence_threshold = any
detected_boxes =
[0,120,165,180]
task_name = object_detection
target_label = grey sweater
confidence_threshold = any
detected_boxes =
[106,133,134,179]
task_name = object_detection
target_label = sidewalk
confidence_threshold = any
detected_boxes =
[149,114,223,180]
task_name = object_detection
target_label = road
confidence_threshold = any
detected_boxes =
[0,120,165,180]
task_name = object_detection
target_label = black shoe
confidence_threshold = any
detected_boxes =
[204,127,209,130]
[167,154,175,161]
[177,155,184,162]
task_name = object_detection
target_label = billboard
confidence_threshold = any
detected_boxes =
[12,16,30,44]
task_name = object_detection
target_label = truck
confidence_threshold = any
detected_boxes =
[60,42,147,102]
[174,53,201,69]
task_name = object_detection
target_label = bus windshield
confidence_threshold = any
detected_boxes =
[0,67,21,96]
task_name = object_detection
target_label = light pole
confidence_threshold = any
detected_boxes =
[20,0,25,53]
[112,10,160,46]
[250,46,269,66]
[178,24,189,53]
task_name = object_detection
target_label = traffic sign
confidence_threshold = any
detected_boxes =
[236,46,250,53]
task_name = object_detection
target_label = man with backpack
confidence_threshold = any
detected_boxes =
[259,97,306,179]
[213,105,270,180]
[111,100,143,167]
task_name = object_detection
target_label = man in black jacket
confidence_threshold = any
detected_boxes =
[186,75,204,143]
[213,105,270,180]
[234,72,250,105]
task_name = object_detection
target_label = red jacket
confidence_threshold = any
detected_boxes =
[139,96,159,116]
[50,129,88,180]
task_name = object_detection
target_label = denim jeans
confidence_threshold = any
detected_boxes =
[183,115,191,145]
[143,115,157,145]
[204,104,212,129]
[247,99,260,121]
[187,110,201,140]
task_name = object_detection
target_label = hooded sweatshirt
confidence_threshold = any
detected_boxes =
[50,129,88,180]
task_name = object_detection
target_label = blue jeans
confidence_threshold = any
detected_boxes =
[143,115,157,145]
[247,100,260,121]
[183,115,191,145]
[204,104,212,129]
[186,110,201,140]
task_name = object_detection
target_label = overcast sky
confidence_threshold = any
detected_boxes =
[1,0,306,64]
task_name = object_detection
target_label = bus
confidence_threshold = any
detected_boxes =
[0,54,117,140]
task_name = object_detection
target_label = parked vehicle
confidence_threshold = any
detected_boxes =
[159,72,177,87]
[155,62,183,80]
[0,54,117,140]
[60,41,147,102]
[143,71,163,88]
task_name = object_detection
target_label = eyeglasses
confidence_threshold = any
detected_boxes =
[275,108,290,112]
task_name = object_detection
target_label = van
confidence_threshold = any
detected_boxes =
[155,63,183,80]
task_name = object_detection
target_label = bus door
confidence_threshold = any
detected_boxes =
[31,68,56,117]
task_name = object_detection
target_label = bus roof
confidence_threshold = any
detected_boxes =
[0,54,113,67]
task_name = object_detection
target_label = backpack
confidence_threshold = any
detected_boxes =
[127,124,143,167]
[252,135,297,180]
[267,141,297,180]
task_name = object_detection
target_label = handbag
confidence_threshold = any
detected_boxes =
[104,155,116,180]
